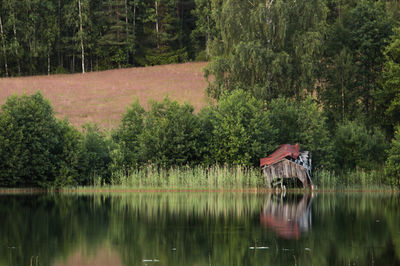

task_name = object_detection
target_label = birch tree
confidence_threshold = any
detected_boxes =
[3,0,21,76]
[204,0,327,101]
[0,16,8,77]
[65,0,89,73]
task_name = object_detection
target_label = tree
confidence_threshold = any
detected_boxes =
[138,97,202,167]
[385,126,400,187]
[267,97,335,170]
[203,89,277,166]
[204,0,327,101]
[0,15,8,76]
[78,123,112,185]
[0,92,82,187]
[3,0,21,76]
[111,99,145,171]
[323,0,393,124]
[321,48,357,124]
[378,27,400,132]
[191,0,215,58]
[37,0,59,75]
[334,120,388,171]
[65,0,90,73]
[96,0,131,68]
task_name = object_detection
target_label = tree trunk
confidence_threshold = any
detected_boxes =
[125,0,129,65]
[78,0,85,74]
[12,13,21,76]
[341,76,345,122]
[133,1,136,38]
[206,14,210,56]
[0,16,8,77]
[72,53,75,72]
[47,50,51,75]
[58,0,62,67]
[155,0,159,49]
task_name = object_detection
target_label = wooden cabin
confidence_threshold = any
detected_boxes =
[260,144,313,189]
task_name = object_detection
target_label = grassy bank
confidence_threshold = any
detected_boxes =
[66,165,396,191]
[0,165,395,192]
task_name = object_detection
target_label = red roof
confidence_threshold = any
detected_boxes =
[260,144,301,168]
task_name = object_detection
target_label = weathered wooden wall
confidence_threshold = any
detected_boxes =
[262,159,311,188]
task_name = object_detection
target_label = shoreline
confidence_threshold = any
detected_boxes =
[0,187,398,194]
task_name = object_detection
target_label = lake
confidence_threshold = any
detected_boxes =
[0,192,399,265]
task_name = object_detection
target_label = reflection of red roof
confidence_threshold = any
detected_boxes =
[260,214,300,239]
[260,144,301,168]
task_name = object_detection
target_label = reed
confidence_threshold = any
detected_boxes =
[313,168,392,190]
[68,165,397,191]
[106,164,265,189]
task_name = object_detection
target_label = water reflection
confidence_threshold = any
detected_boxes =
[260,193,313,239]
[0,192,399,266]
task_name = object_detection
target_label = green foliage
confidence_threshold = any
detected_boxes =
[54,119,83,187]
[0,92,82,187]
[378,27,400,132]
[334,120,388,171]
[205,0,327,101]
[113,97,201,169]
[0,0,199,76]
[112,100,145,171]
[267,97,334,170]
[385,126,400,187]
[190,0,216,57]
[323,0,393,125]
[139,97,202,167]
[321,48,357,125]
[78,124,112,185]
[202,89,277,166]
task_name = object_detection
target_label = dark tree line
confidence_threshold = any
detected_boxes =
[0,0,205,76]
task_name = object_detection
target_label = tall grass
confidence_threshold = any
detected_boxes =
[72,165,398,191]
[108,164,265,189]
[313,168,393,190]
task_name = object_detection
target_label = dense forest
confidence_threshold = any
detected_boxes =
[1,0,400,188]
[0,0,206,75]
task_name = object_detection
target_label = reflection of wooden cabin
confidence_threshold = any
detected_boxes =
[260,144,313,189]
[260,193,313,239]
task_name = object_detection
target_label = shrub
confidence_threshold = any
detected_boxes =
[139,98,202,167]
[267,97,335,170]
[203,89,277,166]
[385,126,400,187]
[112,100,145,170]
[334,120,388,171]
[0,92,82,187]
[78,124,112,185]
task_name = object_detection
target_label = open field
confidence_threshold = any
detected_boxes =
[0,62,209,129]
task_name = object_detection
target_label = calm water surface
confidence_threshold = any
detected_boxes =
[0,192,399,266]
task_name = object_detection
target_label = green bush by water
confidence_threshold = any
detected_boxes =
[0,92,398,189]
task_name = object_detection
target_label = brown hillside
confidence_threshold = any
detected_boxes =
[0,62,209,129]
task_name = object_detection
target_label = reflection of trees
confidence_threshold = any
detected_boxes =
[0,193,399,266]
[260,193,313,239]
[0,195,111,266]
